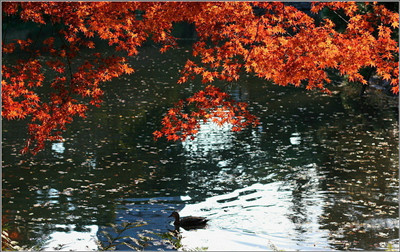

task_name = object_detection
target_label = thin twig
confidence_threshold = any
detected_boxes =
[56,29,74,86]
[333,10,349,24]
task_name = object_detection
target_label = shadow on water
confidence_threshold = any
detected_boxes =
[97,197,185,251]
[2,44,399,251]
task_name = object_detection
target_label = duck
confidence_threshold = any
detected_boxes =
[168,211,209,230]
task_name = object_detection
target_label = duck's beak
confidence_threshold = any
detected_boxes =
[168,213,173,217]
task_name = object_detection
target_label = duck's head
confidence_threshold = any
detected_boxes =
[169,211,180,219]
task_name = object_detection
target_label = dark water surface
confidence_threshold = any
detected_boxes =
[2,45,399,251]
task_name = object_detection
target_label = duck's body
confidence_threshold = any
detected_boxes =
[169,211,208,230]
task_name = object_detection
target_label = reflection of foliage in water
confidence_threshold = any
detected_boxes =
[2,230,47,251]
[97,222,209,251]
[315,89,398,250]
[156,229,184,250]
[97,221,150,251]
[157,230,209,251]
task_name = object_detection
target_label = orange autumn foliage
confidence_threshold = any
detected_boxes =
[2,2,399,154]
[153,85,259,141]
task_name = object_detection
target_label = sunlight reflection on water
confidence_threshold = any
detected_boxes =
[43,225,98,251]
[178,182,332,251]
[175,119,332,250]
[181,120,235,154]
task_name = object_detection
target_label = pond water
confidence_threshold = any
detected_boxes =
[2,44,399,251]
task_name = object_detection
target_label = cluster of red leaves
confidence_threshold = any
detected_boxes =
[153,85,259,141]
[2,2,399,154]
[2,51,133,154]
[2,2,137,154]
[178,2,399,93]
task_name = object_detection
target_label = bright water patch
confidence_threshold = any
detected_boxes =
[182,120,235,155]
[42,224,98,251]
[290,132,301,145]
[177,182,331,251]
[51,142,65,154]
